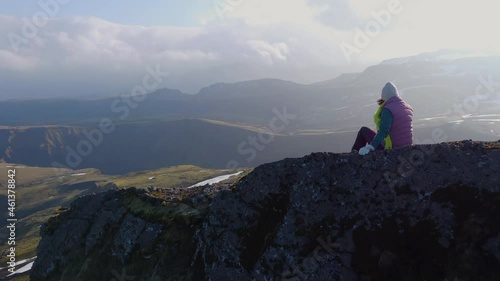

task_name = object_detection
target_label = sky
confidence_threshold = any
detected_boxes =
[1,0,500,99]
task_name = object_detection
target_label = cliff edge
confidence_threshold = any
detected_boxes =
[31,140,500,281]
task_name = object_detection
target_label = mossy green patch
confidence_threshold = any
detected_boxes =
[39,189,204,281]
[484,142,500,150]
[119,194,202,224]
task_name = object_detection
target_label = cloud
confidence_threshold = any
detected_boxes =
[2,0,499,99]
[247,40,289,64]
[209,0,318,27]
[0,14,353,99]
[307,0,361,30]
[0,50,41,71]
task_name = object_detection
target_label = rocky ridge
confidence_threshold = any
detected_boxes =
[31,140,500,281]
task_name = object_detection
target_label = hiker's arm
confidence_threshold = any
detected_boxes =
[370,109,393,148]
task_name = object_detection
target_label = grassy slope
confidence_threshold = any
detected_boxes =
[0,163,247,280]
[103,164,244,189]
[0,164,109,279]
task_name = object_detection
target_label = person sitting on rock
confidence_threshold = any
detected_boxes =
[352,82,414,155]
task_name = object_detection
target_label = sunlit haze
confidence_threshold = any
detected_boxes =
[1,0,499,98]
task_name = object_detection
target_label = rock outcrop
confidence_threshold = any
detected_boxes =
[31,140,500,281]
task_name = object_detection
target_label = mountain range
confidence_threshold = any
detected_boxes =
[1,51,499,174]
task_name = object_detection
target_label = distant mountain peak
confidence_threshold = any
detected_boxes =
[379,49,496,65]
[196,78,303,97]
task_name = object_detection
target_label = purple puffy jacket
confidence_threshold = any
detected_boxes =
[384,96,414,148]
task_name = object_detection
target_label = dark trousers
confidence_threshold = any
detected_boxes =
[352,127,385,151]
